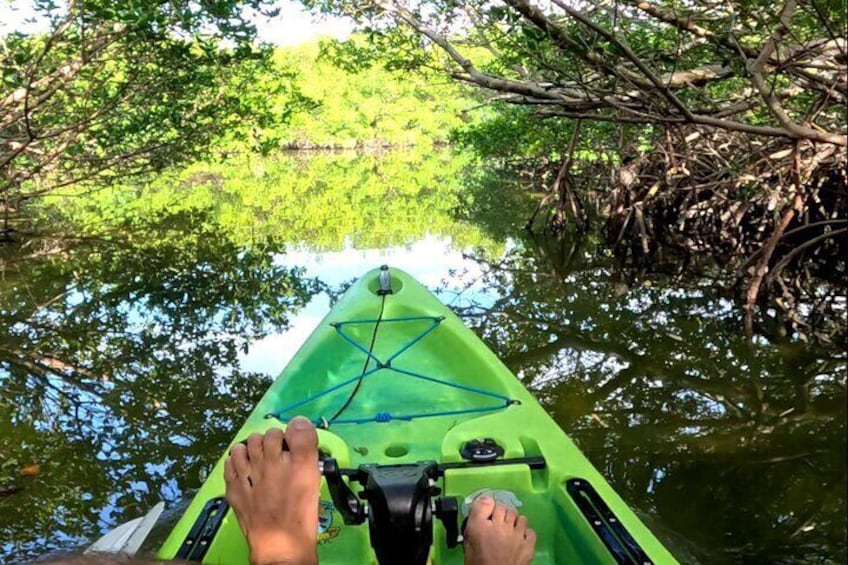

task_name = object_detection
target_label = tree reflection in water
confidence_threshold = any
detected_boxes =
[444,235,846,564]
[0,152,844,563]
[0,211,319,562]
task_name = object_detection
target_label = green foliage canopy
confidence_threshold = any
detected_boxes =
[306,0,846,144]
[1,0,299,221]
[272,39,473,147]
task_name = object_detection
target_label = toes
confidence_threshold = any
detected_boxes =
[246,432,264,463]
[224,452,251,520]
[492,503,508,524]
[522,527,537,562]
[262,427,285,462]
[516,515,528,534]
[504,506,518,527]
[230,442,251,478]
[285,417,318,465]
[468,495,496,524]
[224,456,237,483]
[280,417,319,492]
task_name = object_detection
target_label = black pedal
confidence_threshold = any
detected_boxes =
[361,462,437,565]
[435,496,461,548]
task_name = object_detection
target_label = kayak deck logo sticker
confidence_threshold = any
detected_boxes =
[318,500,340,544]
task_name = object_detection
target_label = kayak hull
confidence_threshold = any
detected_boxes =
[158,268,676,564]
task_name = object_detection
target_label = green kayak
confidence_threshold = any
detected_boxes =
[156,266,677,564]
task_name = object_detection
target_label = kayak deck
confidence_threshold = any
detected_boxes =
[158,268,676,564]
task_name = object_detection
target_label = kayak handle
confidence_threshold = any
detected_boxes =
[377,265,393,295]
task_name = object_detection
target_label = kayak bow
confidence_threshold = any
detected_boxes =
[156,266,676,564]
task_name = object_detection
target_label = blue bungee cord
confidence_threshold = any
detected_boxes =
[266,314,517,428]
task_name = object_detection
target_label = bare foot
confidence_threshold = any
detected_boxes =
[224,417,320,565]
[463,496,536,565]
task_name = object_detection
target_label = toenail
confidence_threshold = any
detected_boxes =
[289,416,311,429]
[476,495,493,504]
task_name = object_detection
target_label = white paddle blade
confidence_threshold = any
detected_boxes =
[86,501,165,555]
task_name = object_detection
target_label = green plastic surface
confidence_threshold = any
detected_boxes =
[157,268,678,564]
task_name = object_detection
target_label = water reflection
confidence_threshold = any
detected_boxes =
[442,235,847,563]
[0,150,845,563]
[0,210,318,561]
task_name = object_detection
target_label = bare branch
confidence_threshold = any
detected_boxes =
[744,0,847,145]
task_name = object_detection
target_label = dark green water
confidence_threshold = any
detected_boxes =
[1,149,845,563]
